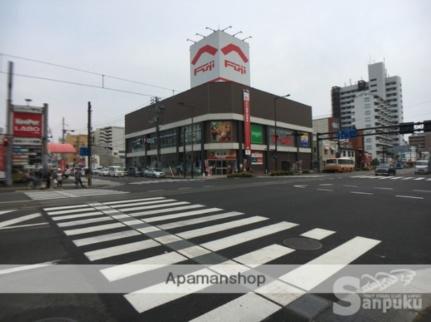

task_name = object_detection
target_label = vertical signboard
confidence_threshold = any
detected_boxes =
[243,89,251,155]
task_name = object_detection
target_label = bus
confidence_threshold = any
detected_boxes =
[323,158,355,173]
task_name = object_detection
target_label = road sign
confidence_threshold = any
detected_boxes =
[79,147,89,156]
[337,128,357,140]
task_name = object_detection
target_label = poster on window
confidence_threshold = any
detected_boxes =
[299,132,310,147]
[251,124,263,144]
[251,151,263,165]
[210,121,233,142]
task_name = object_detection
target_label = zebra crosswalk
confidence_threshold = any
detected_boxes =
[42,196,381,321]
[24,189,128,200]
[130,178,204,185]
[0,210,46,230]
[351,175,431,181]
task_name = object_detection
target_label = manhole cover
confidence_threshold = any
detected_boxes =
[282,237,322,250]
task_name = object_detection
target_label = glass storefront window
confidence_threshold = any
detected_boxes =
[268,127,296,146]
[127,137,145,153]
[180,124,201,145]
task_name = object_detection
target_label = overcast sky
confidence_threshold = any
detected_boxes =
[1,0,430,141]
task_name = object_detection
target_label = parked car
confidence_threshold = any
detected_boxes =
[414,159,431,175]
[101,167,110,176]
[128,167,142,177]
[108,166,127,177]
[375,164,396,176]
[143,168,165,178]
[93,166,104,175]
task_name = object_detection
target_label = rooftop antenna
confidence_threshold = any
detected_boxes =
[241,35,252,41]
[195,33,205,38]
[205,26,216,32]
[221,25,232,32]
[186,38,196,43]
[232,31,243,37]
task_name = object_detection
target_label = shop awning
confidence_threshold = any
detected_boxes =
[48,143,76,154]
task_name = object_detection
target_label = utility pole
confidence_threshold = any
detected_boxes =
[5,61,13,186]
[151,97,164,169]
[62,117,65,143]
[42,103,49,177]
[87,102,92,187]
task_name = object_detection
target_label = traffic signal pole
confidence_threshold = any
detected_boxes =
[5,61,13,186]
[87,102,92,187]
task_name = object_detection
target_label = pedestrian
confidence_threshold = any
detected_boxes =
[56,169,63,188]
[74,168,85,188]
[45,169,52,189]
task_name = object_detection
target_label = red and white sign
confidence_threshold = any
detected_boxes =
[190,30,250,87]
[13,112,43,138]
[243,89,251,155]
[251,151,264,165]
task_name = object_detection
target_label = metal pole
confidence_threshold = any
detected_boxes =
[42,103,49,177]
[62,117,65,143]
[87,102,92,187]
[316,133,321,173]
[183,127,186,178]
[273,98,278,171]
[191,111,194,179]
[5,61,13,186]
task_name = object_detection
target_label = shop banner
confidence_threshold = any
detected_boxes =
[251,124,263,144]
[251,151,264,165]
[13,112,43,138]
[207,150,236,160]
[243,89,251,155]
[210,121,233,142]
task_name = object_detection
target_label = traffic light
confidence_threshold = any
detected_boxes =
[424,120,431,132]
[399,122,415,134]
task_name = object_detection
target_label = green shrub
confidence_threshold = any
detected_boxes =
[227,172,254,178]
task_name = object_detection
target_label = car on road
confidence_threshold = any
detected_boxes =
[323,157,355,172]
[375,163,396,176]
[108,166,127,177]
[100,167,110,176]
[143,168,165,178]
[93,166,104,175]
[415,159,431,175]
[128,167,142,177]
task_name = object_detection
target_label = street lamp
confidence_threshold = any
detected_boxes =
[178,102,197,178]
[273,94,290,171]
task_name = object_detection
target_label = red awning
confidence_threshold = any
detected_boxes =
[48,143,76,154]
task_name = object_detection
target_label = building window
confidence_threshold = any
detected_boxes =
[209,121,233,143]
[268,127,296,146]
[181,124,202,145]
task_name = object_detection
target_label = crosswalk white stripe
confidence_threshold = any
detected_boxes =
[119,201,189,212]
[177,216,268,239]
[85,239,160,261]
[52,211,104,221]
[427,178,431,181]
[124,243,296,313]
[57,215,128,228]
[47,208,95,215]
[402,177,413,180]
[280,236,380,291]
[189,292,281,322]
[414,177,425,181]
[234,244,294,268]
[300,228,335,240]
[0,210,15,216]
[144,208,222,223]
[64,222,125,236]
[110,199,176,209]
[44,204,89,211]
[159,211,243,230]
[390,176,402,180]
[101,252,187,282]
[202,222,298,252]
[128,204,204,218]
[0,213,41,228]
[73,230,140,247]
[103,197,165,205]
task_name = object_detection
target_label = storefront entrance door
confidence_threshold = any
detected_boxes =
[208,160,235,175]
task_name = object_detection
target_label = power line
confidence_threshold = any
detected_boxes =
[0,70,156,97]
[0,52,178,93]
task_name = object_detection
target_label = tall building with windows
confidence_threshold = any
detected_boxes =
[331,62,404,159]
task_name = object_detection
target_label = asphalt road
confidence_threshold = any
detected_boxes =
[0,170,430,322]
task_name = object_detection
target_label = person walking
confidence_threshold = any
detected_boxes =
[56,169,63,188]
[74,168,85,188]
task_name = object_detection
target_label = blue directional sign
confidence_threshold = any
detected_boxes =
[337,128,357,140]
[79,147,89,156]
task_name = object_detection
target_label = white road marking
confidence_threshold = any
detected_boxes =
[343,184,358,188]
[0,213,41,228]
[202,222,298,252]
[73,230,140,247]
[234,244,294,268]
[280,236,380,291]
[103,197,165,205]
[52,211,104,221]
[128,204,205,219]
[188,293,281,322]
[0,261,57,276]
[414,177,425,181]
[0,222,49,230]
[101,252,187,282]
[316,188,333,192]
[47,208,94,215]
[413,189,431,193]
[118,201,189,212]
[57,215,127,228]
[110,199,176,209]
[177,216,268,239]
[402,177,414,180]
[395,195,424,200]
[390,177,402,180]
[44,204,91,211]
[159,211,243,230]
[301,228,335,240]
[85,239,160,261]
[293,185,307,188]
[319,183,333,186]
[374,187,393,190]
[350,191,373,195]
[427,178,431,181]
[64,222,125,236]
[0,210,15,216]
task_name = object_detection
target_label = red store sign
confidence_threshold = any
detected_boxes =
[13,112,43,138]
[243,89,251,155]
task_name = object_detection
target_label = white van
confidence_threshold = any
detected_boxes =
[108,166,126,177]
[415,159,431,175]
